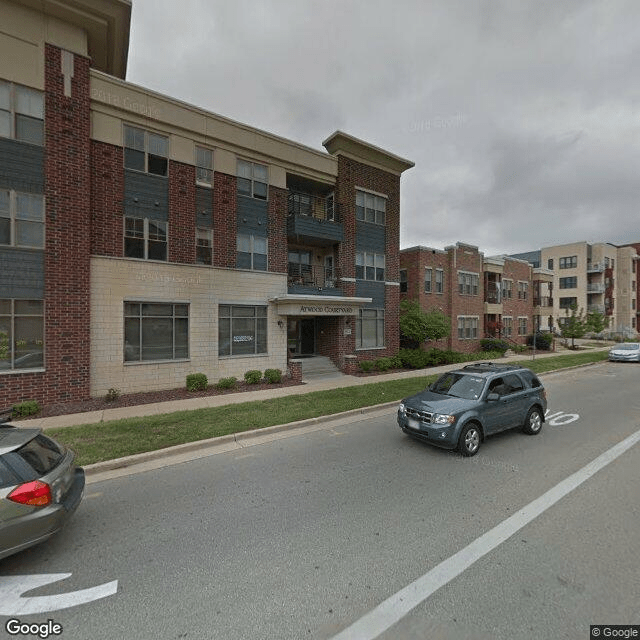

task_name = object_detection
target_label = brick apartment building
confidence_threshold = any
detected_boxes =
[400,243,553,351]
[0,0,413,406]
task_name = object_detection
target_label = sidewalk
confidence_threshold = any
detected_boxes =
[20,341,612,431]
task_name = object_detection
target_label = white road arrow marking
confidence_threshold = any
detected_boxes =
[0,573,118,615]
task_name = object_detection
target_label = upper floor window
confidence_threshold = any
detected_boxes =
[355,190,386,225]
[547,258,554,270]
[502,279,513,299]
[435,268,444,293]
[559,297,577,309]
[559,277,577,289]
[0,81,44,146]
[237,160,267,200]
[517,281,528,300]
[559,256,577,269]
[124,125,168,176]
[196,228,213,265]
[0,190,44,249]
[237,233,267,270]
[399,269,407,293]
[424,267,432,293]
[196,147,213,186]
[356,251,385,281]
[124,217,167,261]
[458,271,479,296]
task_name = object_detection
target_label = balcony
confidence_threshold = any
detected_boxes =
[587,283,605,294]
[287,192,344,246]
[588,304,605,314]
[587,262,605,273]
[288,263,341,296]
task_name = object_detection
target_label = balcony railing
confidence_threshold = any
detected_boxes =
[485,292,502,304]
[588,304,605,313]
[288,263,338,290]
[587,262,605,273]
[534,297,553,307]
[288,192,338,223]
[587,283,605,294]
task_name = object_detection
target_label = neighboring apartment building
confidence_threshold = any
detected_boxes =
[514,242,639,337]
[399,243,550,352]
[0,0,413,406]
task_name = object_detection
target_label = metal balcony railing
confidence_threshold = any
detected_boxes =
[534,297,553,307]
[288,263,338,289]
[288,191,338,223]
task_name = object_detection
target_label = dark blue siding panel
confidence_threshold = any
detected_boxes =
[0,139,44,193]
[124,170,169,222]
[356,281,385,307]
[0,249,44,297]
[237,194,268,236]
[356,221,385,252]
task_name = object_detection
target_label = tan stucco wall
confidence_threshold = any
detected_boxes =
[90,256,289,397]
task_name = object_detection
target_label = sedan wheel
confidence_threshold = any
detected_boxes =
[458,423,481,457]
[523,407,543,435]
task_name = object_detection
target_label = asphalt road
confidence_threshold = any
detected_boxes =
[0,362,638,640]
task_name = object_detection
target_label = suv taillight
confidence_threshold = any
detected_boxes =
[8,480,52,506]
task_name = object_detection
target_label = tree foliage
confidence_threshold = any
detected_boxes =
[560,304,587,347]
[399,300,450,345]
[585,310,610,334]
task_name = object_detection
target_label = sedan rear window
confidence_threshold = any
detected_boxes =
[2,434,65,482]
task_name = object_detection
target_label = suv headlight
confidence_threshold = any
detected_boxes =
[433,414,456,425]
[398,403,406,414]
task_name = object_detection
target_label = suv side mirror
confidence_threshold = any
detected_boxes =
[487,392,500,402]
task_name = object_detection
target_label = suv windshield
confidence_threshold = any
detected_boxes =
[430,372,485,399]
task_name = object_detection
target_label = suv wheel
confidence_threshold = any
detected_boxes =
[458,423,481,457]
[523,407,543,435]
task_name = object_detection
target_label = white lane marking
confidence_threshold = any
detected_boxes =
[331,428,640,640]
[0,573,118,615]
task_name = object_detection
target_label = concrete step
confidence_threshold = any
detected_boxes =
[299,356,345,382]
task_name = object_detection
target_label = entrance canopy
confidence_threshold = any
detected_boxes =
[270,294,372,317]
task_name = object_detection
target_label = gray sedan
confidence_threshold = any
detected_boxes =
[608,343,640,362]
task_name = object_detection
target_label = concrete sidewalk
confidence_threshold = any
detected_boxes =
[18,342,612,431]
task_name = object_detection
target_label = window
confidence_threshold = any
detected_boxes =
[518,317,528,336]
[196,228,212,265]
[457,316,478,339]
[559,297,577,309]
[237,233,267,270]
[124,217,167,260]
[0,299,44,371]
[124,125,168,176]
[0,190,44,248]
[435,269,444,293]
[458,272,479,296]
[218,305,267,356]
[355,251,385,281]
[424,268,432,293]
[356,308,385,349]
[355,190,386,225]
[237,160,268,200]
[502,316,513,338]
[559,256,577,269]
[196,147,213,186]
[0,80,44,145]
[547,259,554,270]
[124,302,188,362]
[517,281,528,300]
[502,279,513,299]
[559,277,577,289]
[399,269,407,293]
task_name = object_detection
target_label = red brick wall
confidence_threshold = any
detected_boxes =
[169,160,196,264]
[268,185,287,273]
[213,172,237,269]
[501,258,534,344]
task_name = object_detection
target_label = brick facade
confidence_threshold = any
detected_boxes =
[212,172,237,269]
[169,161,197,264]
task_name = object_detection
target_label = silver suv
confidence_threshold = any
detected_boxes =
[397,363,547,456]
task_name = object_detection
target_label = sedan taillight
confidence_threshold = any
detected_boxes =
[8,480,52,506]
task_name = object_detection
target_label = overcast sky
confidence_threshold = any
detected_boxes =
[126,0,640,257]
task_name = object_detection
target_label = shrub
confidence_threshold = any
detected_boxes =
[526,332,553,351]
[215,376,237,390]
[244,370,262,385]
[375,357,393,372]
[390,354,403,369]
[480,338,509,354]
[105,388,121,402]
[399,348,432,369]
[12,400,40,418]
[186,373,208,392]
[359,360,375,372]
[264,368,282,384]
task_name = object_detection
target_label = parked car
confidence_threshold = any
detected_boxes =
[608,343,640,362]
[0,412,84,560]
[397,363,547,456]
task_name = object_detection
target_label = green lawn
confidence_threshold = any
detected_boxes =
[49,350,609,466]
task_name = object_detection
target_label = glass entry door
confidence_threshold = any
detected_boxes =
[287,318,316,355]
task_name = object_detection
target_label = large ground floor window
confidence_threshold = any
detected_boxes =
[0,299,44,370]
[457,316,478,339]
[219,305,267,356]
[356,308,385,349]
[124,302,188,362]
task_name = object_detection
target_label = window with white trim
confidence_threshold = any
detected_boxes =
[502,316,513,338]
[502,279,513,299]
[0,190,44,248]
[218,305,267,356]
[196,228,213,265]
[195,147,213,186]
[123,125,169,176]
[0,80,44,145]
[124,302,188,362]
[435,268,444,293]
[355,190,386,225]
[457,316,478,339]
[124,217,167,260]
[0,299,44,370]
[518,317,528,336]
[356,308,385,349]
[517,281,528,300]
[355,251,385,281]
[458,271,479,296]
[237,160,268,200]
[425,268,432,293]
[237,233,267,270]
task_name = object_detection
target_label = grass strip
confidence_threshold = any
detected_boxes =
[48,350,609,466]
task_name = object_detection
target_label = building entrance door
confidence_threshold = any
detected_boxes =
[287,318,316,356]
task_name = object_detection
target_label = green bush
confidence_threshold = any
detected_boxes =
[390,354,403,369]
[359,360,375,372]
[105,388,121,402]
[12,400,40,418]
[398,348,432,369]
[375,357,393,371]
[264,368,282,384]
[527,332,553,351]
[215,376,237,390]
[480,338,509,353]
[244,370,262,385]
[186,373,208,392]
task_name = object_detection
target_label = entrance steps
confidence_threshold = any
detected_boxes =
[299,355,345,382]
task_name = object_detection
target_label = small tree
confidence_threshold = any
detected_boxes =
[560,304,587,348]
[400,300,450,346]
[585,310,610,335]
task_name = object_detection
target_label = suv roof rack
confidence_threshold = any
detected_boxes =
[461,362,521,373]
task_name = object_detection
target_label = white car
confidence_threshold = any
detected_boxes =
[608,343,640,362]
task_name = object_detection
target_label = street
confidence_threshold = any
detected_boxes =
[1,362,639,640]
